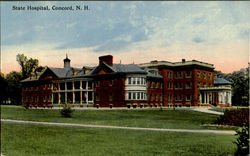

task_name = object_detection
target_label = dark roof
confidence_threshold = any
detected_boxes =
[112,64,147,74]
[88,63,147,76]
[21,78,38,82]
[147,72,163,78]
[214,78,232,85]
[49,67,71,78]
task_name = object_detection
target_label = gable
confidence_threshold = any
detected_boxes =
[91,63,115,75]
[39,68,58,80]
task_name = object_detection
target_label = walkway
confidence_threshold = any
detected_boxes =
[1,119,234,135]
[191,108,224,115]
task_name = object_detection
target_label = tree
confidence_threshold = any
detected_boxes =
[5,71,23,105]
[0,73,8,104]
[16,54,39,80]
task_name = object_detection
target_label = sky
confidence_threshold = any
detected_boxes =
[1,1,249,75]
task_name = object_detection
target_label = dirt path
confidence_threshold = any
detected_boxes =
[1,119,235,135]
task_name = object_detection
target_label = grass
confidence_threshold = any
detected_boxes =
[1,105,225,130]
[1,122,237,156]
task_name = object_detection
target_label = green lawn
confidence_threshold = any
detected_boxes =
[1,122,236,156]
[1,105,223,130]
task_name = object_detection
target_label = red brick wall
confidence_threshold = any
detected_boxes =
[94,77,126,107]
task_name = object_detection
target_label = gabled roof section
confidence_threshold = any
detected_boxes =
[87,62,115,75]
[147,72,163,79]
[113,64,147,74]
[214,78,232,85]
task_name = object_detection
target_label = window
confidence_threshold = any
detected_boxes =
[198,82,200,88]
[168,82,172,89]
[128,92,132,100]
[168,72,173,78]
[43,96,47,102]
[179,95,183,101]
[168,95,172,102]
[156,82,158,88]
[137,92,140,100]
[160,94,162,101]
[175,72,178,78]
[186,71,191,78]
[155,95,158,101]
[175,94,178,101]
[186,94,191,101]
[141,78,144,85]
[141,92,143,100]
[26,97,28,102]
[151,94,153,101]
[209,73,212,80]
[137,78,140,85]
[179,72,183,78]
[179,83,183,89]
[133,92,136,99]
[35,86,39,91]
[30,97,33,102]
[82,81,86,89]
[128,77,131,84]
[160,83,163,89]
[197,71,201,78]
[48,95,52,102]
[30,87,33,91]
[151,82,154,88]
[132,78,136,84]
[203,72,206,79]
[186,82,191,89]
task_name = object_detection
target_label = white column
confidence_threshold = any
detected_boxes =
[207,93,209,104]
[229,92,232,105]
[204,93,206,104]
[199,93,202,104]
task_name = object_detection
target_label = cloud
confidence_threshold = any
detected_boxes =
[192,37,204,43]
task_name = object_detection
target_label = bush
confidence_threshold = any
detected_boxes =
[214,109,249,127]
[234,125,249,156]
[60,104,73,118]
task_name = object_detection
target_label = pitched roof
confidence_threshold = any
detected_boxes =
[214,78,232,85]
[147,72,163,78]
[112,64,147,74]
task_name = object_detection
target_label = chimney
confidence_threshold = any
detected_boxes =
[99,55,113,66]
[182,59,186,63]
[64,54,71,68]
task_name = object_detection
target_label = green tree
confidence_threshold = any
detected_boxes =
[5,71,22,105]
[16,53,39,80]
[0,73,8,104]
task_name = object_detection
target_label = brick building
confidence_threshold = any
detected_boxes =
[21,55,231,108]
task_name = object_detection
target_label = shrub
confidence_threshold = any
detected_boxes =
[214,109,249,127]
[60,104,73,118]
[234,125,249,156]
